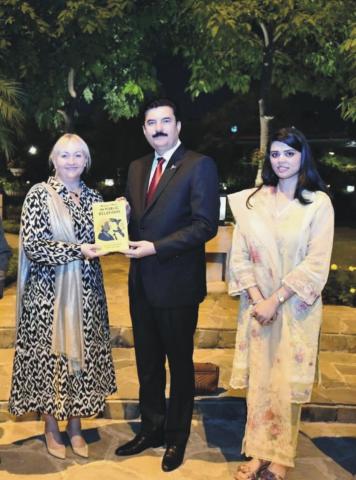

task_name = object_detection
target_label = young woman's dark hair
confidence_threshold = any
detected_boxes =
[247,127,329,208]
[141,98,181,124]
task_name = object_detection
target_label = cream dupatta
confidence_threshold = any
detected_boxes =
[17,182,85,375]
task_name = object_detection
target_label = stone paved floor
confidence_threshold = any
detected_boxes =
[1,348,356,411]
[0,418,355,479]
[1,234,356,479]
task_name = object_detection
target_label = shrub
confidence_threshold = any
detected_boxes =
[323,268,356,307]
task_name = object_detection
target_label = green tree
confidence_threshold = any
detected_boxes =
[340,24,356,121]
[0,0,160,131]
[174,0,356,182]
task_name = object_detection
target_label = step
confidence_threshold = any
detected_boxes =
[1,296,355,351]
[2,234,355,350]
[1,348,356,423]
[1,325,355,351]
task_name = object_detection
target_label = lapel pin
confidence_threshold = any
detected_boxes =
[170,165,177,170]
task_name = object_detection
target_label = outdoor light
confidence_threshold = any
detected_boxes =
[328,151,335,156]
[28,145,38,155]
[104,179,115,187]
[230,125,238,134]
[346,185,355,193]
[345,140,356,148]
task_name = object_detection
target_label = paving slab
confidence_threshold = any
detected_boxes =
[0,418,355,479]
[1,348,356,423]
[1,234,356,478]
[1,252,355,352]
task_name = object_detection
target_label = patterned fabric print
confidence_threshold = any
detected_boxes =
[9,177,117,419]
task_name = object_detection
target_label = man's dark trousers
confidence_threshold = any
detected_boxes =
[130,265,198,446]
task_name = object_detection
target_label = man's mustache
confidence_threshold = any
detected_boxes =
[152,131,168,138]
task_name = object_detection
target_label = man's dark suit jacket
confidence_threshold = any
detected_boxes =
[126,144,220,308]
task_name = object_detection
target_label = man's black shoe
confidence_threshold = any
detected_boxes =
[162,444,186,472]
[115,432,164,456]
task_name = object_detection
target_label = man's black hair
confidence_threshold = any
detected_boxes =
[141,98,180,124]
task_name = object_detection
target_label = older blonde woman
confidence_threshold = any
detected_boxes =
[228,127,334,480]
[9,134,116,459]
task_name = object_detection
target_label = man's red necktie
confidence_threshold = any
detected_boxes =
[146,157,165,205]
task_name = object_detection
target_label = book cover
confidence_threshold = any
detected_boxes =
[93,201,129,253]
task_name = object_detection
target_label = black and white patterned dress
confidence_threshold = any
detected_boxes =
[9,177,117,419]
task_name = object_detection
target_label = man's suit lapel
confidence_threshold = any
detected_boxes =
[143,144,186,214]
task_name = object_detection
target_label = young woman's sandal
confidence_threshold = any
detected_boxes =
[234,459,270,480]
[258,467,285,480]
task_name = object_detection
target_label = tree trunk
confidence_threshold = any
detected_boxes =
[256,98,273,185]
[255,22,274,185]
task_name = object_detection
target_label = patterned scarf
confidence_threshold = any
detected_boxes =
[17,182,85,375]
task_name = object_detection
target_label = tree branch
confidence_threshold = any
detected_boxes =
[68,68,77,98]
[258,21,269,47]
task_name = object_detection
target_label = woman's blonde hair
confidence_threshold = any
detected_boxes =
[49,133,92,172]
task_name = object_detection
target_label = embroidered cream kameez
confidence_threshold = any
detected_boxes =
[228,186,334,466]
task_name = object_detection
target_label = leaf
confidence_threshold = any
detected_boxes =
[211,25,219,38]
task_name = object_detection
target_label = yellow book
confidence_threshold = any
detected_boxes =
[93,201,129,253]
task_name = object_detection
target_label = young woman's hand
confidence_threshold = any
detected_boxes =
[252,296,279,326]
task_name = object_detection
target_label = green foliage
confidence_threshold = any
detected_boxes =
[323,269,356,307]
[0,0,355,131]
[339,25,356,120]
[83,87,94,104]
[321,154,356,172]
[174,0,356,121]
[0,176,29,196]
[0,78,24,159]
[0,0,158,130]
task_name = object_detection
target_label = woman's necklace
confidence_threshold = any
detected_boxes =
[69,190,80,198]
[54,176,81,199]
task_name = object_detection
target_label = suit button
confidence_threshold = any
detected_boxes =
[140,226,145,230]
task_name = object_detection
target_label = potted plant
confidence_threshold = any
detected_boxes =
[7,157,26,177]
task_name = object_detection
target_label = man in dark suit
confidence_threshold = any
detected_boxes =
[115,99,219,472]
